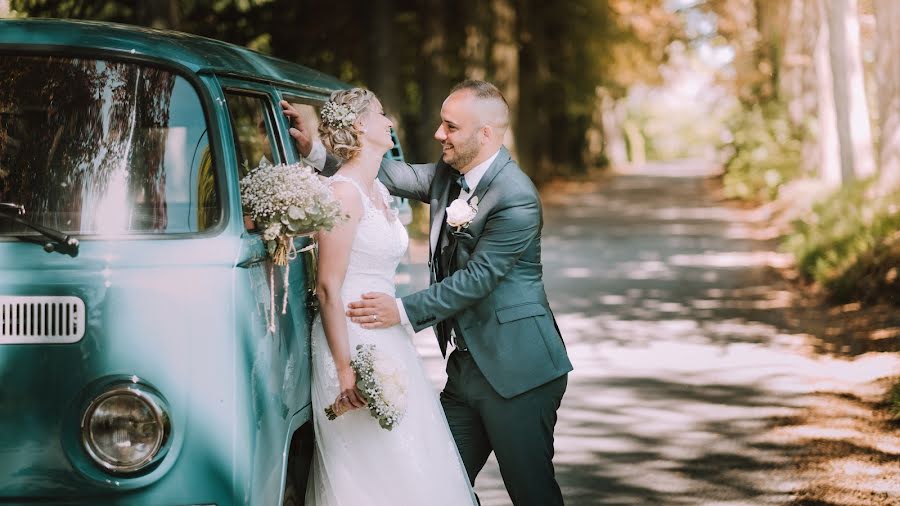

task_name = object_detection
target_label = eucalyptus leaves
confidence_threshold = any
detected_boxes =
[240,162,345,332]
[240,162,345,265]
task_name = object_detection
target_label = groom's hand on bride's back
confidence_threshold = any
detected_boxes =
[347,292,400,329]
[280,100,314,157]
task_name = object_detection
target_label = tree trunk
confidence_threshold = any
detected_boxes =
[815,0,842,185]
[416,0,451,162]
[516,0,553,182]
[368,0,401,118]
[462,0,490,80]
[781,0,814,125]
[756,0,791,100]
[584,86,605,168]
[825,0,876,182]
[598,88,628,169]
[781,0,823,177]
[874,0,900,191]
[135,0,179,30]
[491,0,518,158]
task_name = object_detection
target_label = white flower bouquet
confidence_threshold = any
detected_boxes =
[325,344,407,431]
[240,162,344,265]
[240,162,345,332]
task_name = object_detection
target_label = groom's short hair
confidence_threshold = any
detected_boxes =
[450,80,509,130]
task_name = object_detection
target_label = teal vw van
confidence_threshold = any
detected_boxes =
[0,18,405,505]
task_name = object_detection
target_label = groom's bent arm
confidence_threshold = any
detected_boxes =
[377,158,436,204]
[400,192,541,332]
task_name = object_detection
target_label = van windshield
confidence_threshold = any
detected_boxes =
[0,55,220,236]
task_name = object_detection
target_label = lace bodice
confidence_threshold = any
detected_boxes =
[328,174,409,301]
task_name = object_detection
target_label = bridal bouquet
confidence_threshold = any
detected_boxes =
[325,344,408,430]
[240,162,345,332]
[240,162,344,265]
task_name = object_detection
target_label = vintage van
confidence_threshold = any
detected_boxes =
[0,18,405,505]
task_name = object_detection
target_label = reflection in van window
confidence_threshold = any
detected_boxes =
[0,56,220,236]
[225,93,278,179]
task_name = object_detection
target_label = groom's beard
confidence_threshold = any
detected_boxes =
[441,133,480,170]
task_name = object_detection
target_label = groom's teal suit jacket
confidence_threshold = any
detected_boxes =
[379,147,573,399]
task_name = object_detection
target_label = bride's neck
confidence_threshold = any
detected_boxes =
[340,148,383,184]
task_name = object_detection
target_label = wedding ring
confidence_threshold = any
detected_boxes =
[372,314,378,322]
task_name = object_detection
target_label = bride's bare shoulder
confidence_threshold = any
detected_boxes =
[327,180,365,219]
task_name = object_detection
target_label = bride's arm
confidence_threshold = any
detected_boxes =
[316,182,366,409]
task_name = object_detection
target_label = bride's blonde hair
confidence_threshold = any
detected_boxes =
[318,88,376,162]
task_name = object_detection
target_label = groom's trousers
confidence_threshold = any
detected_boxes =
[441,349,567,506]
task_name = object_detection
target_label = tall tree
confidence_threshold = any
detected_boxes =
[814,0,843,184]
[873,0,900,190]
[490,0,518,157]
[135,0,179,29]
[780,0,824,177]
[368,0,401,117]
[824,0,876,182]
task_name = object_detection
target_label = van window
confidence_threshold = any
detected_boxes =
[224,92,280,179]
[281,95,323,163]
[0,55,220,236]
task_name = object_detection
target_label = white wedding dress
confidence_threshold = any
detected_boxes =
[305,175,477,505]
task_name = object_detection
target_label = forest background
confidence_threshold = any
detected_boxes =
[2,0,898,404]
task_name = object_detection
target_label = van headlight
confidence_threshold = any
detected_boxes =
[80,385,170,473]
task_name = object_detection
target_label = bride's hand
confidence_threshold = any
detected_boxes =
[335,366,367,411]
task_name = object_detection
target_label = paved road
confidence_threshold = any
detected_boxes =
[397,160,898,505]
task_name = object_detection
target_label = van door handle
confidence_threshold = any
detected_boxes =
[299,241,319,310]
[236,255,266,268]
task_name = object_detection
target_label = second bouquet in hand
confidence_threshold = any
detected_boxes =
[326,344,408,431]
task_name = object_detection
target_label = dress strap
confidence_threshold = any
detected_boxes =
[329,174,373,211]
[374,179,395,209]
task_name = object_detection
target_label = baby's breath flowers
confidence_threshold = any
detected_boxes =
[320,100,358,129]
[240,162,346,332]
[326,344,408,431]
[240,162,344,265]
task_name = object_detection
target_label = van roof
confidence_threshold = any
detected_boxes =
[0,18,349,94]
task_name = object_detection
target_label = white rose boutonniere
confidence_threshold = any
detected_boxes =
[446,196,479,231]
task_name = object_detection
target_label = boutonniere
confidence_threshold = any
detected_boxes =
[446,196,479,232]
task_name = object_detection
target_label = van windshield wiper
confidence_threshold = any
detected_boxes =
[0,203,80,257]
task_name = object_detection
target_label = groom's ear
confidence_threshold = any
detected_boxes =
[479,125,493,144]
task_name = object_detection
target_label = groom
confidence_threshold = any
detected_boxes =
[285,80,572,506]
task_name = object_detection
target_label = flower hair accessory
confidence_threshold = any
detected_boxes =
[320,100,358,129]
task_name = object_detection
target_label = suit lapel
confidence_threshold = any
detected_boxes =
[429,147,510,256]
[468,146,510,208]
[429,163,454,256]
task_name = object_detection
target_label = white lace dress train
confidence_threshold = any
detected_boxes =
[305,175,476,505]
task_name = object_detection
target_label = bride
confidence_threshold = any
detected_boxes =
[305,88,477,505]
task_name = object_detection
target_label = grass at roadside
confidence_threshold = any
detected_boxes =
[782,181,900,306]
[887,379,900,421]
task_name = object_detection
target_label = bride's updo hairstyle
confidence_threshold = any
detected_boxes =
[318,88,376,162]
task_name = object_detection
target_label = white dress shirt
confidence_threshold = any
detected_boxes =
[304,140,328,170]
[397,149,500,326]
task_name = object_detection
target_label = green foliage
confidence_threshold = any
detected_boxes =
[784,180,900,305]
[720,101,803,202]
[887,379,900,421]
[10,0,683,176]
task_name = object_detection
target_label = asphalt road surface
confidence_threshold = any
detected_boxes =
[396,160,898,506]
